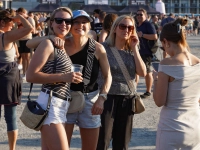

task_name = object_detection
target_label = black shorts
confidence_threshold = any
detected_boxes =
[141,55,152,73]
[18,40,31,53]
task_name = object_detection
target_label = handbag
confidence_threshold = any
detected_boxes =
[68,38,96,113]
[20,85,52,131]
[68,91,85,113]
[20,40,57,131]
[110,47,145,114]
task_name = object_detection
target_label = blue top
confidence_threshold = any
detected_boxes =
[161,17,175,27]
[136,20,156,56]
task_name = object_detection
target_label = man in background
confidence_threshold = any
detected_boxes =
[136,8,157,99]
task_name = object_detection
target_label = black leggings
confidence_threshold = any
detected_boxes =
[97,95,134,150]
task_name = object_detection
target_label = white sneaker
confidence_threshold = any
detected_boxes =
[18,64,23,70]
[21,74,26,81]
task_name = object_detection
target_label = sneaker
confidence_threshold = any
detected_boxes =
[140,92,151,99]
[18,64,23,70]
[21,74,26,81]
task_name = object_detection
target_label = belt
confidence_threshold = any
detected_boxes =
[41,88,72,102]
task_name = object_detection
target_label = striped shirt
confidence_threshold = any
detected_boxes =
[41,48,71,100]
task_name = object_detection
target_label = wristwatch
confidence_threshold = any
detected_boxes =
[99,94,107,101]
[141,33,144,38]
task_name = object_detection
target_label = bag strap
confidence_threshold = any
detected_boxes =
[28,40,57,101]
[110,47,136,95]
[82,38,96,93]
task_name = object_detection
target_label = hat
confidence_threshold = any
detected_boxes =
[72,10,93,22]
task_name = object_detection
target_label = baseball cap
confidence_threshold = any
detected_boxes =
[72,10,93,22]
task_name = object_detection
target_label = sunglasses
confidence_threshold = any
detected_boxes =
[54,18,72,25]
[136,14,143,16]
[118,24,134,32]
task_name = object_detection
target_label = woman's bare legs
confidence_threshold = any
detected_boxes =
[80,127,99,150]
[65,124,75,146]
[41,123,69,150]
[7,130,18,150]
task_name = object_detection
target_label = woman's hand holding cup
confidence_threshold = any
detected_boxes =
[71,64,83,84]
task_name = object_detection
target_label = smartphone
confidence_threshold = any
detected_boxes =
[152,62,160,72]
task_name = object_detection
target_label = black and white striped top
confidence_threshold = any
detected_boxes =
[41,48,71,100]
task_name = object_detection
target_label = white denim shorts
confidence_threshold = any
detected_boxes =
[36,91,70,126]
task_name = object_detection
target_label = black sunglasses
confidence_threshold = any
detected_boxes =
[118,24,134,32]
[136,14,143,16]
[54,18,72,25]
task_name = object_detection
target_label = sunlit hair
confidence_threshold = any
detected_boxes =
[103,13,118,33]
[5,8,16,17]
[106,15,137,51]
[160,18,189,50]
[0,10,12,25]
[17,7,27,14]
[49,7,72,35]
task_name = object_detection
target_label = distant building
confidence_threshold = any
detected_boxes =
[147,0,200,14]
[6,0,200,14]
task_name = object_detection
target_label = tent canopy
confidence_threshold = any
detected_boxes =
[29,4,60,13]
[80,5,117,14]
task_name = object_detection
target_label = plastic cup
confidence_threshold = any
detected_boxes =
[71,64,83,73]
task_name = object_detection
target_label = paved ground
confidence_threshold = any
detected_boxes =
[0,35,200,150]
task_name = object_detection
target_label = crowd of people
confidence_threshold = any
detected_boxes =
[0,5,200,150]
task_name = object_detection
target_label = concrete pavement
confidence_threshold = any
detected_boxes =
[0,35,199,150]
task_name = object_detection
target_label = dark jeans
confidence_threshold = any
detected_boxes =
[97,95,134,150]
[0,104,17,131]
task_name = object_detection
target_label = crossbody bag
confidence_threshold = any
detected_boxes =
[68,38,96,113]
[110,47,145,114]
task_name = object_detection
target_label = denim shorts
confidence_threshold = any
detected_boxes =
[36,91,70,125]
[66,90,101,128]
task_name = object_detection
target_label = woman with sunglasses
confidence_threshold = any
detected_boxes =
[96,15,146,150]
[27,9,112,150]
[153,18,200,149]
[0,10,33,150]
[26,7,83,150]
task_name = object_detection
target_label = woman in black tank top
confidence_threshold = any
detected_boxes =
[63,10,112,150]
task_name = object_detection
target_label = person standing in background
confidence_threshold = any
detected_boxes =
[136,8,157,99]
[94,11,106,41]
[93,9,101,24]
[99,13,118,43]
[17,8,34,81]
